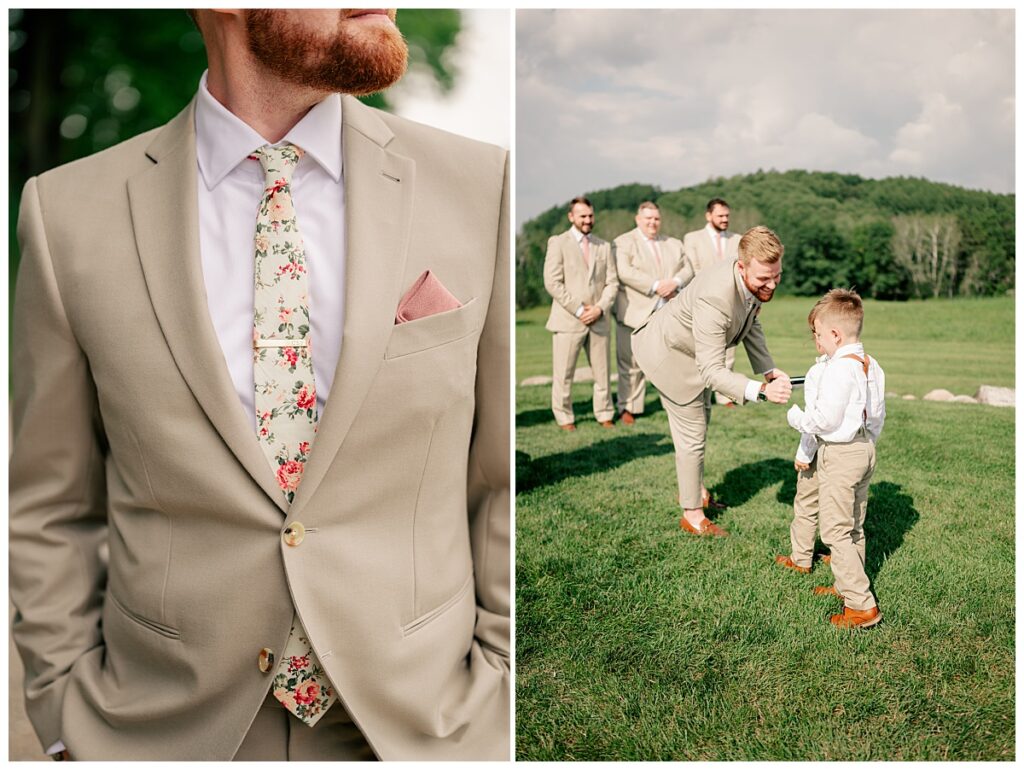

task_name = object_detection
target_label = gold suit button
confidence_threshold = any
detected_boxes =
[258,648,275,673]
[283,522,305,547]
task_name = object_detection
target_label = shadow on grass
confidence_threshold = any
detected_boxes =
[516,433,673,495]
[864,481,918,580]
[517,394,665,429]
[713,457,794,508]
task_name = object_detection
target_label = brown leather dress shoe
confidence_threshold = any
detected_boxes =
[701,490,728,511]
[830,605,881,629]
[559,423,576,432]
[775,555,811,574]
[599,420,615,428]
[813,585,843,599]
[619,410,636,425]
[680,516,728,537]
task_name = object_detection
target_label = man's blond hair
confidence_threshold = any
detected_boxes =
[815,288,864,338]
[738,226,783,266]
[637,201,659,214]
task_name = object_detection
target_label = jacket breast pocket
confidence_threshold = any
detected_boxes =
[385,297,484,359]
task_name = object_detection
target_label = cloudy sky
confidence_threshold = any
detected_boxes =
[516,9,1014,227]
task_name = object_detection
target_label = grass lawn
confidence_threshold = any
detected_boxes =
[515,296,1014,760]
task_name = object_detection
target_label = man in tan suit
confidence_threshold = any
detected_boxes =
[682,197,742,405]
[543,197,618,430]
[612,201,690,424]
[10,10,509,760]
[633,226,792,537]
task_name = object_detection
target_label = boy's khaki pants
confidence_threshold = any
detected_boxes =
[818,433,877,611]
[790,457,819,568]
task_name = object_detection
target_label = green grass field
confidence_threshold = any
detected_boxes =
[515,296,1014,761]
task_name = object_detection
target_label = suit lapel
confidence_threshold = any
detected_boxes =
[128,101,287,513]
[288,95,415,519]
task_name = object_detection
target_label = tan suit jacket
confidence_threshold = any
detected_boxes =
[10,96,509,760]
[612,228,690,329]
[632,258,774,405]
[682,226,740,274]
[543,229,618,335]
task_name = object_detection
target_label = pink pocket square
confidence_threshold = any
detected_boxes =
[395,270,462,323]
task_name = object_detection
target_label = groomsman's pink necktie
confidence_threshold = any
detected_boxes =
[649,238,663,273]
[250,143,337,727]
[716,231,723,258]
[580,233,591,267]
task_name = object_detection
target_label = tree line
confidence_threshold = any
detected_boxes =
[516,170,1014,309]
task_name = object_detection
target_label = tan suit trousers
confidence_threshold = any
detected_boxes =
[551,328,613,425]
[659,388,712,509]
[234,694,376,761]
[714,347,738,405]
[818,433,877,611]
[790,458,819,568]
[615,320,646,415]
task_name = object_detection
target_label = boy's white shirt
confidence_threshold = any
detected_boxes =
[787,342,886,444]
[794,354,829,464]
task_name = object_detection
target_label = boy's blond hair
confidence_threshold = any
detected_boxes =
[738,226,783,266]
[807,295,828,336]
[815,288,864,338]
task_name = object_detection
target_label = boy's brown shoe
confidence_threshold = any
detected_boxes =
[619,410,636,425]
[775,555,811,574]
[829,605,882,629]
[680,517,729,537]
[813,585,844,599]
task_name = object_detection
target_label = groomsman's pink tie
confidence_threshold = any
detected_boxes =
[580,233,591,267]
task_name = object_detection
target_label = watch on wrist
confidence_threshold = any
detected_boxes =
[757,382,768,402]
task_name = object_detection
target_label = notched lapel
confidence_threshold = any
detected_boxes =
[289,98,415,518]
[128,101,286,513]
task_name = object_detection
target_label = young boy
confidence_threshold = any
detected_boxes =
[775,298,830,575]
[786,289,886,628]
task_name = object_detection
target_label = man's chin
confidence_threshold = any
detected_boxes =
[757,289,775,302]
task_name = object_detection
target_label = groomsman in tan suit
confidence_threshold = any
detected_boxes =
[543,197,618,430]
[612,202,690,424]
[633,226,792,537]
[682,198,742,405]
[10,9,508,761]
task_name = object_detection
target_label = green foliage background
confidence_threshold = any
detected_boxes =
[8,8,461,295]
[515,171,1014,309]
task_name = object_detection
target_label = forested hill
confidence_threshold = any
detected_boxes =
[515,170,1014,309]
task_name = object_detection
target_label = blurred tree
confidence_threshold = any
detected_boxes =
[9,8,462,294]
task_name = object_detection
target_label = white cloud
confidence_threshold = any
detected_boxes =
[516,9,1013,226]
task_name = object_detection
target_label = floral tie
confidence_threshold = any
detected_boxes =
[251,143,337,727]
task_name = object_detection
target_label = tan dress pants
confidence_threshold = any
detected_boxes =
[817,433,877,611]
[614,320,646,415]
[659,388,712,509]
[233,693,376,761]
[550,328,613,425]
[790,457,819,568]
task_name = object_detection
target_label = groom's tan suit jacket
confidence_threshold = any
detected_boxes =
[10,95,510,761]
[632,258,774,404]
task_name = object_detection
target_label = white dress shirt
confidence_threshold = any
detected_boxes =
[787,342,886,444]
[195,71,346,428]
[569,225,588,318]
[795,355,828,464]
[705,223,726,258]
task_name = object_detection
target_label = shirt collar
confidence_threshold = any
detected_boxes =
[706,223,722,238]
[570,226,588,243]
[833,342,865,359]
[194,70,343,189]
